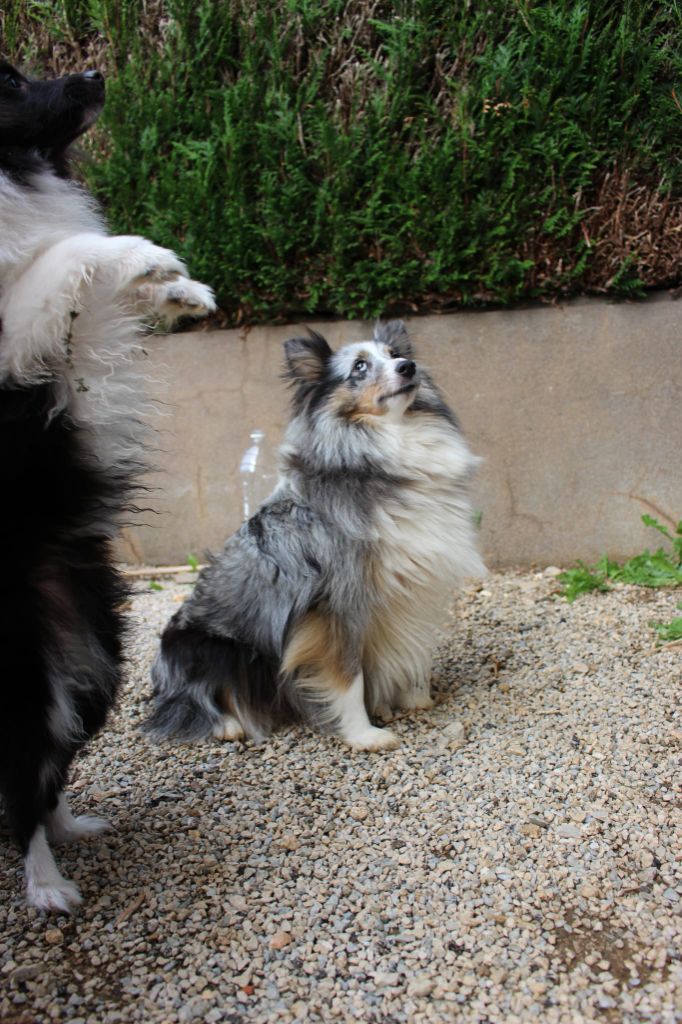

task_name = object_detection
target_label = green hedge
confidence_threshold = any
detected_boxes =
[4,1,681,323]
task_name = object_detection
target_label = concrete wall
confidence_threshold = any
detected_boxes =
[118,294,681,568]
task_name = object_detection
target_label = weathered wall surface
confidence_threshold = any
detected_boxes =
[118,295,681,568]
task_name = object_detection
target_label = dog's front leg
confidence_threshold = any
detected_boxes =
[329,672,400,752]
[89,234,216,322]
[132,275,216,325]
[0,233,214,383]
[283,612,400,751]
[0,233,112,382]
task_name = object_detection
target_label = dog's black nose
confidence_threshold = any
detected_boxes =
[396,359,416,379]
[65,69,105,103]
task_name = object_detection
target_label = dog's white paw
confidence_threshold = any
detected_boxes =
[47,795,111,845]
[25,827,83,913]
[139,277,216,322]
[117,237,187,286]
[27,876,83,913]
[212,714,245,741]
[94,236,188,297]
[344,726,400,752]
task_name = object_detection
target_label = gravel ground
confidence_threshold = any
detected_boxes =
[1,569,681,1024]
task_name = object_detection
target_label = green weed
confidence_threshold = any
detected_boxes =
[558,515,682,602]
[650,607,682,644]
[556,562,611,603]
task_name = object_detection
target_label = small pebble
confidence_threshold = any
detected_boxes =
[270,931,293,950]
[374,972,400,988]
[407,977,434,997]
[556,823,582,838]
[528,814,550,828]
[439,720,467,751]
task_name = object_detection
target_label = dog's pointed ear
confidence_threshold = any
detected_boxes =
[284,330,333,383]
[373,320,414,358]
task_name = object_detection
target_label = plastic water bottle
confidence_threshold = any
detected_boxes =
[239,429,277,520]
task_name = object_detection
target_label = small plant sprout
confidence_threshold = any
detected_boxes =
[650,604,682,644]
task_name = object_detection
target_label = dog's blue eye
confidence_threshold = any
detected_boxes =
[353,359,367,374]
[1,74,20,89]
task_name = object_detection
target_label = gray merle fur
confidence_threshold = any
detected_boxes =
[146,322,485,750]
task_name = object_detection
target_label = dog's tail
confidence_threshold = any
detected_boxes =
[143,618,280,742]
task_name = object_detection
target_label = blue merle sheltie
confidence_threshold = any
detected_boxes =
[145,322,485,752]
[0,60,214,911]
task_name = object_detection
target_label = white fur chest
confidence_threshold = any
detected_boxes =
[0,170,104,289]
[373,414,485,589]
[362,412,485,704]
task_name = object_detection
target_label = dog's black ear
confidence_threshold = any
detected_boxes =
[284,330,333,383]
[373,320,414,358]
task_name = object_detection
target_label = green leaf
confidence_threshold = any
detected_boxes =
[557,563,610,603]
[560,514,682,602]
[640,513,673,542]
[650,617,682,642]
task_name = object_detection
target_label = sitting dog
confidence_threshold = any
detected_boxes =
[0,60,215,911]
[145,322,485,751]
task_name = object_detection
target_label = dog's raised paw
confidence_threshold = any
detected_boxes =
[125,241,187,286]
[96,236,188,294]
[139,278,216,322]
[163,279,216,315]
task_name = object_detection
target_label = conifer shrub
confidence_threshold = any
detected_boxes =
[3,0,681,324]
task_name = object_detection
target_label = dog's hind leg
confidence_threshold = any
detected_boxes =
[0,628,83,911]
[8,731,108,910]
[146,620,277,743]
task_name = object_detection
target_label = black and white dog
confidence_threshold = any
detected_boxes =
[146,323,485,751]
[0,61,215,911]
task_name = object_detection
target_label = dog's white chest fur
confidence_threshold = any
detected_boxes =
[364,414,485,707]
[0,171,103,283]
[378,415,483,577]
